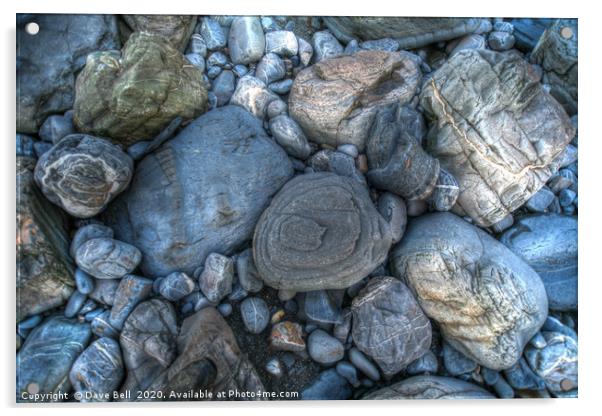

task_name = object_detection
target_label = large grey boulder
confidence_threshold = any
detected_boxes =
[363,375,494,400]
[105,105,293,278]
[391,213,548,370]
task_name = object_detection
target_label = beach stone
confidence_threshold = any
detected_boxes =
[16,134,36,158]
[218,303,233,317]
[229,75,279,118]
[236,248,263,293]
[491,214,514,234]
[304,290,343,324]
[289,50,421,151]
[253,173,392,291]
[427,168,460,212]
[391,212,548,370]
[531,19,578,115]
[75,238,141,280]
[333,309,352,343]
[88,279,119,306]
[301,369,352,400]
[270,321,305,352]
[17,14,120,134]
[256,53,286,85]
[17,157,74,322]
[269,115,312,159]
[406,351,439,375]
[64,290,87,318]
[39,112,75,144]
[200,17,227,50]
[360,38,399,51]
[336,361,360,387]
[351,276,431,377]
[510,18,553,52]
[500,214,577,311]
[363,375,494,400]
[73,32,207,145]
[207,51,228,67]
[420,49,575,227]
[311,31,344,62]
[188,34,207,56]
[525,187,555,212]
[488,31,516,50]
[265,30,299,56]
[159,272,195,302]
[120,15,196,51]
[109,275,153,330]
[91,311,119,339]
[211,70,236,106]
[228,17,265,64]
[308,329,345,365]
[442,341,478,375]
[448,34,486,55]
[502,357,546,390]
[17,316,91,402]
[240,297,270,334]
[377,193,407,244]
[199,253,234,303]
[104,105,293,278]
[70,224,114,259]
[69,337,124,402]
[34,134,133,218]
[298,37,313,66]
[349,347,381,381]
[269,79,294,95]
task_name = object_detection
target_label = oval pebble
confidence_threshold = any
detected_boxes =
[240,297,270,334]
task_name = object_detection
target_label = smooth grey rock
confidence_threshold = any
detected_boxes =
[104,106,293,278]
[199,253,234,303]
[269,115,312,159]
[492,377,515,398]
[349,347,380,381]
[333,309,352,343]
[229,75,279,119]
[301,369,351,400]
[240,297,270,334]
[34,134,133,218]
[311,31,343,62]
[232,64,248,77]
[525,187,556,212]
[88,279,119,306]
[75,238,141,280]
[159,272,195,302]
[308,329,345,365]
[109,275,153,330]
[268,79,293,95]
[39,112,75,144]
[363,375,494,400]
[481,367,500,385]
[406,351,439,375]
[69,337,124,402]
[304,290,343,324]
[74,268,94,295]
[391,213,548,370]
[488,31,516,50]
[265,30,299,56]
[265,357,283,377]
[336,361,360,387]
[200,17,227,50]
[236,248,263,293]
[228,17,265,64]
[337,144,359,158]
[70,224,114,259]
[17,316,91,402]
[266,99,288,119]
[427,169,460,212]
[211,70,236,107]
[298,37,313,66]
[253,173,393,291]
[217,303,232,317]
[64,290,87,318]
[442,342,478,375]
[377,193,407,244]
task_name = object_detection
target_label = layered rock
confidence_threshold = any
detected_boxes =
[120,15,197,51]
[363,375,494,399]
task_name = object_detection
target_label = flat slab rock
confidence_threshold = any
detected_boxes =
[391,212,548,370]
[104,105,293,278]
[420,49,575,227]
[253,172,392,291]
[363,375,494,399]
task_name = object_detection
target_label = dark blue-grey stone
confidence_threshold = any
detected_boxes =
[39,112,75,144]
[405,351,439,375]
[269,115,312,160]
[33,141,52,159]
[304,290,342,324]
[442,341,478,376]
[312,31,343,63]
[265,30,298,56]
[207,51,228,67]
[75,268,95,295]
[16,134,36,158]
[308,329,345,365]
[349,347,380,381]
[502,357,546,390]
[360,38,399,51]
[233,64,248,77]
[236,248,263,293]
[200,17,227,51]
[211,70,236,107]
[207,65,221,79]
[344,39,360,55]
[17,316,91,402]
[109,275,153,330]
[301,369,352,400]
[91,310,119,339]
[70,223,114,259]
[509,19,553,52]
[492,377,515,398]
[256,53,286,85]
[481,367,500,385]
[78,299,97,315]
[218,303,233,317]
[185,53,205,72]
[158,271,195,302]
[268,79,293,95]
[228,17,265,64]
[88,279,119,306]
[559,189,577,206]
[64,290,87,318]
[542,316,577,341]
[336,361,360,387]
[488,31,516,51]
[18,314,42,331]
[187,34,207,57]
[84,308,105,322]
[525,187,555,212]
[329,151,365,184]
[240,297,270,334]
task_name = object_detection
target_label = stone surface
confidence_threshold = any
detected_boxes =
[104,106,293,278]
[510,18,553,52]
[17,157,74,322]
[265,30,299,56]
[363,375,494,400]
[351,276,431,377]
[159,272,195,302]
[420,49,575,227]
[442,341,478,375]
[88,279,119,306]
[307,329,344,365]
[269,115,312,159]
[289,51,421,151]
[17,14,120,133]
[525,187,555,212]
[301,369,352,400]
[311,31,344,62]
[253,173,392,291]
[500,214,577,311]
[488,31,515,51]
[200,17,227,50]
[39,112,75,144]
[236,248,263,293]
[228,17,265,64]
[34,134,133,218]
[75,238,141,280]
[448,34,486,55]
[109,275,153,330]
[406,351,439,375]
[349,347,381,381]
[304,290,343,324]
[377,192,407,244]
[427,169,460,212]
[74,32,207,145]
[64,290,87,318]
[298,37,313,66]
[121,15,196,51]
[69,337,124,402]
[17,316,91,401]
[70,224,114,259]
[229,75,279,119]
[270,321,305,352]
[391,213,548,370]
[199,253,234,303]
[240,297,270,334]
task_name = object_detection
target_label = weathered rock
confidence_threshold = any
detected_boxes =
[531,19,578,115]
[17,316,91,402]
[323,17,487,49]
[304,290,342,324]
[298,37,313,66]
[289,51,421,151]
[75,238,141,280]
[269,115,312,159]
[240,297,270,334]
[420,49,575,227]
[311,31,343,62]
[74,32,207,145]
[301,368,352,400]
[120,15,197,51]
[69,337,124,402]
[391,213,548,370]
[377,192,407,244]
[488,31,515,51]
[256,53,286,86]
[34,135,133,218]
[366,103,439,200]
[229,75,279,119]
[500,214,577,311]
[308,329,345,365]
[363,375,494,400]
[158,272,195,302]
[88,279,119,306]
[447,34,486,55]
[427,168,460,212]
[442,341,478,375]
[109,275,153,330]
[211,70,236,107]
[510,18,554,52]
[39,112,75,144]
[104,105,293,278]
[265,30,299,56]
[91,310,119,339]
[502,356,546,390]
[17,157,74,322]
[253,173,392,291]
[351,276,431,377]
[525,187,555,212]
[200,17,227,51]
[270,321,305,352]
[236,248,263,293]
[17,14,120,133]
[199,253,234,303]
[70,224,114,259]
[228,17,265,64]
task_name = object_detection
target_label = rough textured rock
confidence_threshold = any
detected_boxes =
[120,15,197,51]
[75,238,141,279]
[198,253,234,303]
[363,375,494,400]
[420,49,575,227]
[17,316,91,402]
[391,213,548,370]
[17,14,120,133]
[74,32,207,145]
[500,214,577,311]
[109,275,154,330]
[229,75,279,119]
[34,135,133,218]
[104,105,293,278]
[270,321,305,352]
[351,277,431,377]
[17,157,74,322]
[253,173,392,291]
[289,51,421,151]
[531,19,578,115]
[323,17,487,49]
[366,103,440,200]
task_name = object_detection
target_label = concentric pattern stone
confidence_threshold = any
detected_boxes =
[391,213,548,370]
[253,173,392,291]
[34,135,133,218]
[352,277,431,377]
[74,32,207,145]
[120,15,197,51]
[289,51,421,151]
[363,375,494,400]
[420,49,574,227]
[75,238,141,280]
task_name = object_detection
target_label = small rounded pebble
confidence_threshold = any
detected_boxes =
[349,347,381,381]
[74,268,95,295]
[240,297,270,334]
[158,271,195,302]
[308,329,345,365]
[336,361,360,387]
[265,357,284,377]
[64,290,87,318]
[218,303,233,317]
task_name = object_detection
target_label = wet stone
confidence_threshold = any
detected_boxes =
[75,238,141,280]
[240,297,270,334]
[308,329,345,365]
[336,361,360,387]
[109,275,153,330]
[360,38,399,51]
[64,290,87,318]
[91,310,119,339]
[199,253,234,304]
[211,70,236,107]
[488,31,516,50]
[88,279,119,307]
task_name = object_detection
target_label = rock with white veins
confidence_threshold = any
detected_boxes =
[75,238,141,280]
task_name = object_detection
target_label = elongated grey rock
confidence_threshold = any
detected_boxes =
[75,238,141,280]
[377,192,407,244]
[109,275,153,330]
[240,297,270,334]
[391,213,548,370]
[269,115,312,159]
[34,134,133,218]
[363,375,494,400]
[253,173,392,291]
[228,17,265,64]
